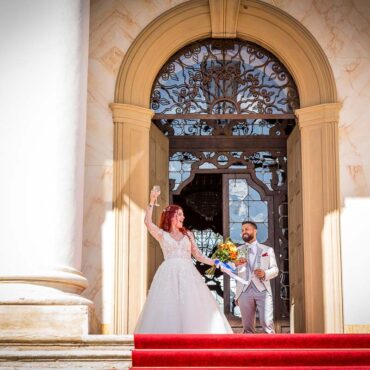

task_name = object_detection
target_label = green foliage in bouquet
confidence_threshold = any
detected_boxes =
[205,237,238,276]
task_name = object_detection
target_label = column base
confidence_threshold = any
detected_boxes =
[0,283,93,338]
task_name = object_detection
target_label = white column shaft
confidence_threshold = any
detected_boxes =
[0,0,89,276]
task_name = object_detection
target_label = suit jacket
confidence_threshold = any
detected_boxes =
[235,242,278,300]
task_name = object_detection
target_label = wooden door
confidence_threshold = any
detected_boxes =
[287,126,305,332]
[148,124,169,287]
[222,173,274,331]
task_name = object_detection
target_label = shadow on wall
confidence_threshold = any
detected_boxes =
[81,165,114,334]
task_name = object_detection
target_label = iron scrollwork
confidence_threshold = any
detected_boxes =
[151,39,299,115]
[169,150,287,194]
[152,118,294,137]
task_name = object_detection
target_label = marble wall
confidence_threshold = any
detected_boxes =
[83,0,370,331]
[82,0,187,332]
[263,0,370,330]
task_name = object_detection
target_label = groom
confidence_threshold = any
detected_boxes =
[235,221,278,334]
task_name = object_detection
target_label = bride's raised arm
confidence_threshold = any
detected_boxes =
[144,192,163,242]
[188,231,215,266]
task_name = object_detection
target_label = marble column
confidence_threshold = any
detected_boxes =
[0,0,92,337]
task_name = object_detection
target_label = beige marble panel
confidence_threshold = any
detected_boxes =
[332,57,370,197]
[333,0,370,59]
[86,0,189,167]
[264,0,370,59]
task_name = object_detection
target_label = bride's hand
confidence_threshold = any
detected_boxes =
[149,189,159,204]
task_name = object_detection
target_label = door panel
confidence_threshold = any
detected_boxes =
[222,174,273,330]
[148,124,169,287]
[287,126,305,333]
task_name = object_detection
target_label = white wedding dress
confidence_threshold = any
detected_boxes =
[134,231,233,333]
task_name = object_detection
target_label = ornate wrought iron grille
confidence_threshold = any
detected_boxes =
[168,150,286,193]
[151,39,299,115]
[153,118,294,136]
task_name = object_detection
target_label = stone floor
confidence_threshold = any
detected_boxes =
[0,335,134,369]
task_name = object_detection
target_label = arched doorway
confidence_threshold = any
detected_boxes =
[111,0,342,334]
[149,38,298,332]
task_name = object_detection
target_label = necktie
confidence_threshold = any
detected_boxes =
[249,245,255,270]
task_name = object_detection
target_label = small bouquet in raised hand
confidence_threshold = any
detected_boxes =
[205,238,239,276]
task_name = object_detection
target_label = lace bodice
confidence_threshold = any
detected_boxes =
[161,232,192,260]
[144,206,214,265]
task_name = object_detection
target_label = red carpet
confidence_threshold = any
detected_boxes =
[131,334,370,369]
[134,333,370,349]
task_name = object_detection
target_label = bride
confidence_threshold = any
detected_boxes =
[134,189,232,334]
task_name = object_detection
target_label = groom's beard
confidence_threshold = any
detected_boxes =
[242,234,254,243]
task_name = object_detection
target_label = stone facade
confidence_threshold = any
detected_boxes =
[0,0,369,341]
[84,0,370,334]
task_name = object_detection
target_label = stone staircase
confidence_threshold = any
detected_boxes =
[0,335,134,369]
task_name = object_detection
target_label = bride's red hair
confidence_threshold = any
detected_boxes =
[159,205,188,235]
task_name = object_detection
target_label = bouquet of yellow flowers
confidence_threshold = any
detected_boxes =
[205,237,239,276]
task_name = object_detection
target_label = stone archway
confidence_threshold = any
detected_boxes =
[111,0,342,334]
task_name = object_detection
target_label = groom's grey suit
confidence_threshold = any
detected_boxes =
[235,241,278,333]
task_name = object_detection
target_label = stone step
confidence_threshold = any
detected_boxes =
[0,335,134,369]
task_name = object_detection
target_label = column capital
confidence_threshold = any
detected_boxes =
[295,103,342,129]
[209,0,240,38]
[110,103,154,128]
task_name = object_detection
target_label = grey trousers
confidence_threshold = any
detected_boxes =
[238,282,275,334]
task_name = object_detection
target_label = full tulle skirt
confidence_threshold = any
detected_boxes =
[134,258,233,334]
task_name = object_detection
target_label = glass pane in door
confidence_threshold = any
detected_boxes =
[227,179,268,244]
[226,178,269,321]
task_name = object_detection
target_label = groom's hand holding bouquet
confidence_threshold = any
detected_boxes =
[206,238,246,276]
[235,247,248,267]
